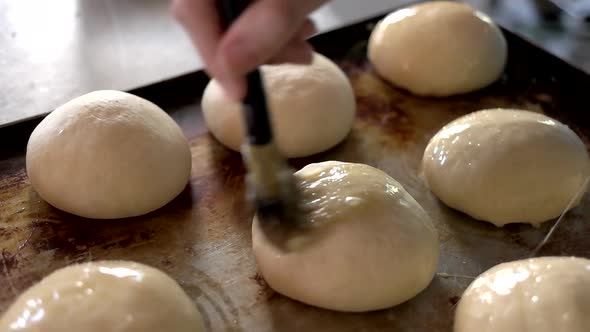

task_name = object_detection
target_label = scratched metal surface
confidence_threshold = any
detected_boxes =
[1,15,590,332]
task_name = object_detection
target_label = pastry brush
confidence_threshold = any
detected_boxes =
[216,0,307,249]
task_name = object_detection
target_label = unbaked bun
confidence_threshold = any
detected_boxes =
[26,90,192,219]
[252,161,439,312]
[0,261,205,332]
[455,256,590,332]
[201,53,356,158]
[368,1,507,97]
[422,109,590,227]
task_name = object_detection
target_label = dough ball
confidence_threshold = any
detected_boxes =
[455,256,590,332]
[0,261,205,332]
[368,1,507,97]
[201,53,356,158]
[252,161,439,312]
[422,109,590,227]
[26,90,192,219]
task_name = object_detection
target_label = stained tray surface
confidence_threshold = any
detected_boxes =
[1,11,589,332]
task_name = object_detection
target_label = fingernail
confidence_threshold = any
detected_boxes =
[214,58,245,101]
[224,37,254,74]
[220,77,245,102]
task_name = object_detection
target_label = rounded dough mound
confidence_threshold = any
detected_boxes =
[368,1,507,97]
[0,261,205,332]
[26,90,192,219]
[455,256,590,332]
[201,53,356,158]
[422,109,590,227]
[252,161,439,312]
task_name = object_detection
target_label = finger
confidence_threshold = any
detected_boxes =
[268,40,314,65]
[213,0,326,79]
[218,18,317,99]
[296,19,318,40]
[171,0,220,72]
[172,0,245,100]
[266,20,317,65]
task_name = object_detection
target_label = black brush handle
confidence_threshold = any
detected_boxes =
[216,0,272,145]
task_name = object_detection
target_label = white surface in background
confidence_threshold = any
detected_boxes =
[2,0,590,127]
[311,0,416,32]
[0,0,409,127]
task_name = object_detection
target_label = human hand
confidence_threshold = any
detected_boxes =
[172,0,327,100]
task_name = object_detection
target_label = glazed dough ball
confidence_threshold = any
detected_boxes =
[0,261,205,332]
[422,109,590,227]
[368,1,507,97]
[201,53,355,158]
[252,161,439,312]
[26,90,192,219]
[455,257,590,332]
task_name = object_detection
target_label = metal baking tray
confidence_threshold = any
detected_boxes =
[1,6,589,332]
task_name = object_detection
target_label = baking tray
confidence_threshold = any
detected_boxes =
[1,7,590,332]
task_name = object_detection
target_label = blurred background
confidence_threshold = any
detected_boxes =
[1,0,589,127]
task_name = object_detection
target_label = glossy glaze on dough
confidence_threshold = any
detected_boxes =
[201,53,356,158]
[422,109,590,226]
[0,261,205,332]
[455,257,590,332]
[252,161,439,312]
[26,90,192,219]
[368,1,507,96]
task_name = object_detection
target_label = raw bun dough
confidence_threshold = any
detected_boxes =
[422,109,590,227]
[252,161,439,312]
[455,256,590,332]
[368,1,507,97]
[26,90,192,219]
[201,53,355,158]
[0,261,205,332]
